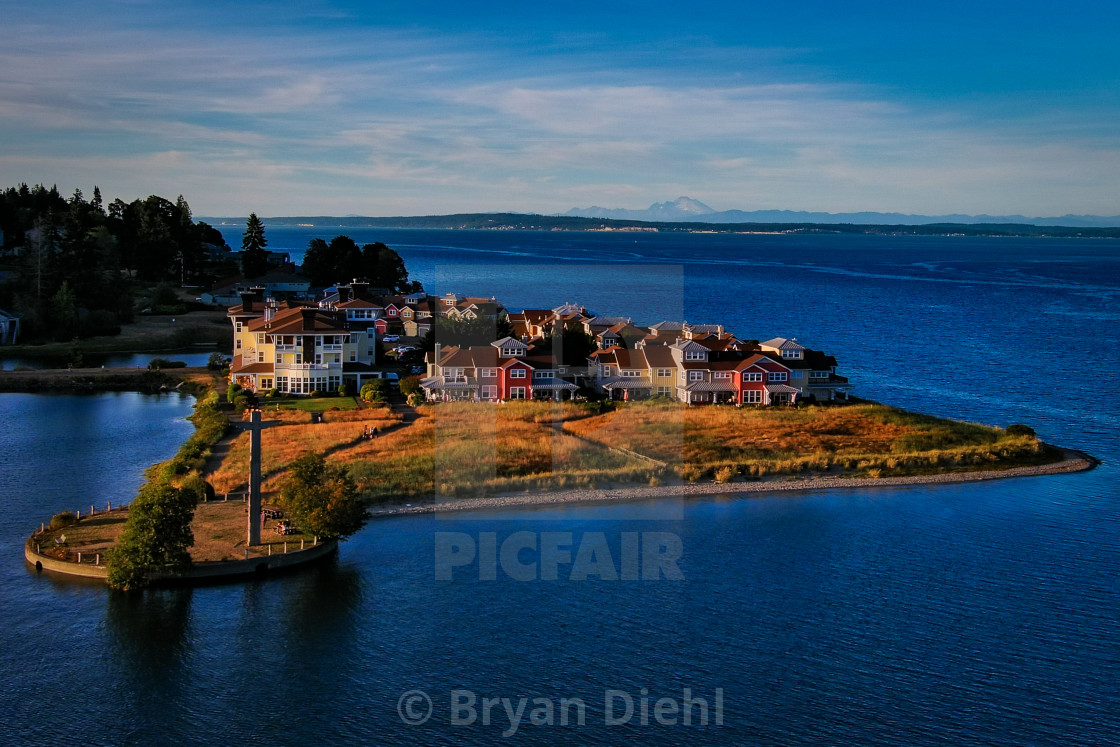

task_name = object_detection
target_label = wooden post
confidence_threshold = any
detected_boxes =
[77,552,82,563]
[107,501,112,511]
[91,505,95,516]
[76,509,81,520]
[96,554,100,566]
[268,544,272,556]
[301,538,305,550]
[284,541,287,554]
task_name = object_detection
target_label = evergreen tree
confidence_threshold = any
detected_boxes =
[240,212,269,278]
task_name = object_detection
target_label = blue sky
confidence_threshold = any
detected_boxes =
[1,1,1118,216]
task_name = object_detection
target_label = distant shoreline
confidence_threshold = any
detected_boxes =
[199,214,1120,239]
[367,447,1098,519]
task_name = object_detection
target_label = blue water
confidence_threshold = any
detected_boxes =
[2,231,1119,745]
[0,350,217,370]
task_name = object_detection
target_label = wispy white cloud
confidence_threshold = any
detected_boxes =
[1,6,1118,216]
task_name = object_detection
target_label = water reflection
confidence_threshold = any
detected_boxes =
[106,589,194,683]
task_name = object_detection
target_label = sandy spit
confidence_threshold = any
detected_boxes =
[367,448,1098,519]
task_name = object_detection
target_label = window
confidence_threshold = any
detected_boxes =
[622,370,641,378]
[684,351,705,361]
[276,376,288,392]
[314,354,322,365]
[260,378,273,389]
[768,371,788,382]
[657,386,673,397]
[350,332,361,343]
[534,370,554,379]
[501,347,519,357]
[743,390,762,404]
[782,349,802,359]
[349,351,356,362]
[367,328,376,337]
[810,371,830,379]
[510,369,527,379]
[510,387,526,399]
[256,333,265,345]
[294,354,302,365]
[235,338,242,350]
[743,372,763,382]
[689,370,704,381]
[481,368,497,378]
[657,368,673,378]
[481,385,498,399]
[367,347,374,356]
[235,322,243,333]
[714,371,731,379]
[257,352,265,363]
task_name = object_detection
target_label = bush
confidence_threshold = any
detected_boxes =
[148,358,187,370]
[207,352,229,370]
[226,382,242,403]
[399,375,423,397]
[49,511,78,530]
[1006,423,1036,438]
[360,379,389,403]
[714,466,735,483]
[338,382,352,397]
[178,474,215,503]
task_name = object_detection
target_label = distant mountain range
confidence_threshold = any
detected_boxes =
[561,197,1120,228]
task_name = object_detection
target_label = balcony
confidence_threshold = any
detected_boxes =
[318,344,344,352]
[276,363,334,372]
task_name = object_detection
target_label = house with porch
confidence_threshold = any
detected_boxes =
[227,292,383,394]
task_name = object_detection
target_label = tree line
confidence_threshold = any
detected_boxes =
[0,183,233,342]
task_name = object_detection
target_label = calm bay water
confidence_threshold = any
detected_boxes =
[2,231,1119,745]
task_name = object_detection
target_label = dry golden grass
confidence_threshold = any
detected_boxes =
[208,406,400,492]
[566,400,1051,479]
[205,399,1055,501]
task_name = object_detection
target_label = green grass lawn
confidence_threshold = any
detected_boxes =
[264,396,362,412]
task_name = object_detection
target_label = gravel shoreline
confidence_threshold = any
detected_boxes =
[368,447,1098,519]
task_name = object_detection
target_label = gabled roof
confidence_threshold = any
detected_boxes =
[761,337,806,351]
[491,336,529,351]
[670,339,709,354]
[337,299,383,309]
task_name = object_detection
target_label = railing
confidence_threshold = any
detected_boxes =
[318,344,344,352]
[277,363,333,371]
[274,344,297,352]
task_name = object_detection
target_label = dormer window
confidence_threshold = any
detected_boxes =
[501,347,519,357]
[684,351,706,361]
[781,349,802,359]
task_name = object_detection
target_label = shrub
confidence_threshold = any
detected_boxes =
[148,358,187,370]
[226,382,242,403]
[399,375,423,397]
[1006,423,1036,438]
[714,466,735,483]
[49,511,78,530]
[338,382,352,397]
[360,379,389,403]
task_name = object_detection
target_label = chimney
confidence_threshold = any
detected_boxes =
[239,292,255,313]
[300,307,318,331]
[338,285,351,303]
[434,342,442,368]
[351,281,369,300]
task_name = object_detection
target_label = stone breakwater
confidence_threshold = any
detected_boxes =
[369,448,1097,519]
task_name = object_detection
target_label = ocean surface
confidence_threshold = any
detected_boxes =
[2,230,1119,745]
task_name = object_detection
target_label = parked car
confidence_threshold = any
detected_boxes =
[394,345,417,354]
[410,365,425,374]
[382,334,400,343]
